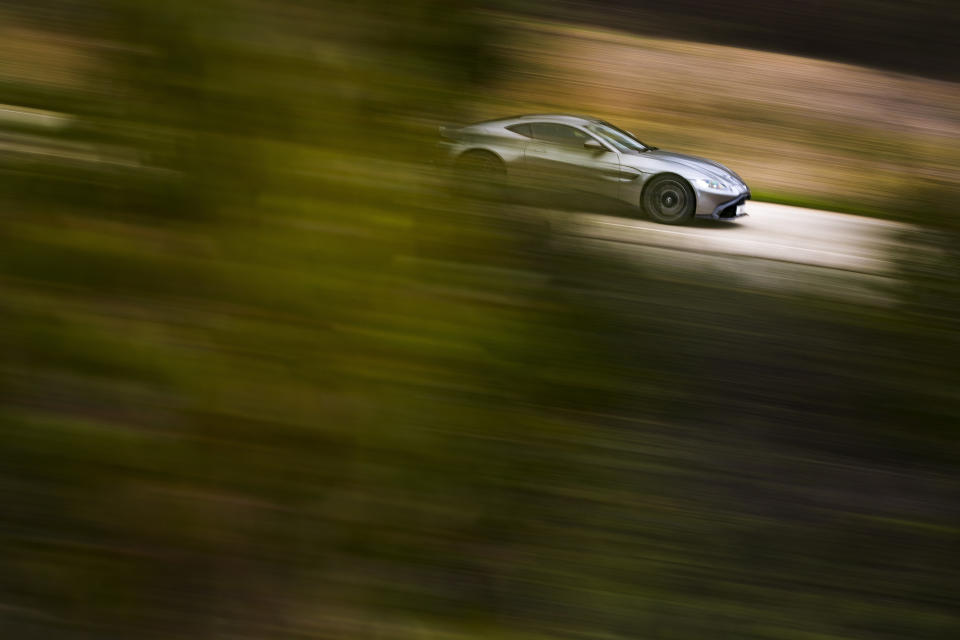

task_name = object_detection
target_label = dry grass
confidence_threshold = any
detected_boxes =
[0,24,101,90]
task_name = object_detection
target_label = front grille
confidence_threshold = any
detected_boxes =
[718,197,746,218]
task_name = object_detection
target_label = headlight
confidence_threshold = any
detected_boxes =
[696,178,729,191]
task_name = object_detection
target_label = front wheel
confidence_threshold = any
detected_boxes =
[642,175,695,225]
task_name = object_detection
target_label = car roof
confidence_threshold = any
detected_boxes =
[472,114,601,127]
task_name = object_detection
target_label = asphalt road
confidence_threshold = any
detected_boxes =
[550,200,914,304]
[564,201,910,274]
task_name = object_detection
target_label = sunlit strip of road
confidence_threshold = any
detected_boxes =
[561,201,911,275]
[554,201,915,305]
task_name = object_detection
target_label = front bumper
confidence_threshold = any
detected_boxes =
[695,191,751,219]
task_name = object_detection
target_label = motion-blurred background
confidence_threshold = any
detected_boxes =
[1,1,958,638]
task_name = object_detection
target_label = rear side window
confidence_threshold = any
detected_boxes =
[506,123,532,137]
[530,123,590,146]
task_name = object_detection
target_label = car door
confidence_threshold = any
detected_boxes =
[524,122,621,200]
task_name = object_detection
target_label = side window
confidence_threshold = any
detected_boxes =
[530,123,590,147]
[506,123,532,137]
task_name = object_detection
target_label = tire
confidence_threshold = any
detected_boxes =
[456,150,505,199]
[642,174,695,225]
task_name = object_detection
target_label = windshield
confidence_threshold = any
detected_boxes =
[585,122,653,153]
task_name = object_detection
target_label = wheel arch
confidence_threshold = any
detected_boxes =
[456,148,506,171]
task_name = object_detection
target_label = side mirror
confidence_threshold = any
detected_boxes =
[583,138,604,151]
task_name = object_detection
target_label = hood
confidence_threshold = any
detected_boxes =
[645,150,747,188]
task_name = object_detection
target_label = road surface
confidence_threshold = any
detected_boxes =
[548,200,916,304]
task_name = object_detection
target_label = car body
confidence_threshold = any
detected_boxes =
[437,114,750,224]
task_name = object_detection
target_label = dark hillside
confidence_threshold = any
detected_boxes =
[523,0,960,80]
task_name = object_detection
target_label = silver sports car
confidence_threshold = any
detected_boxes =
[438,114,749,225]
